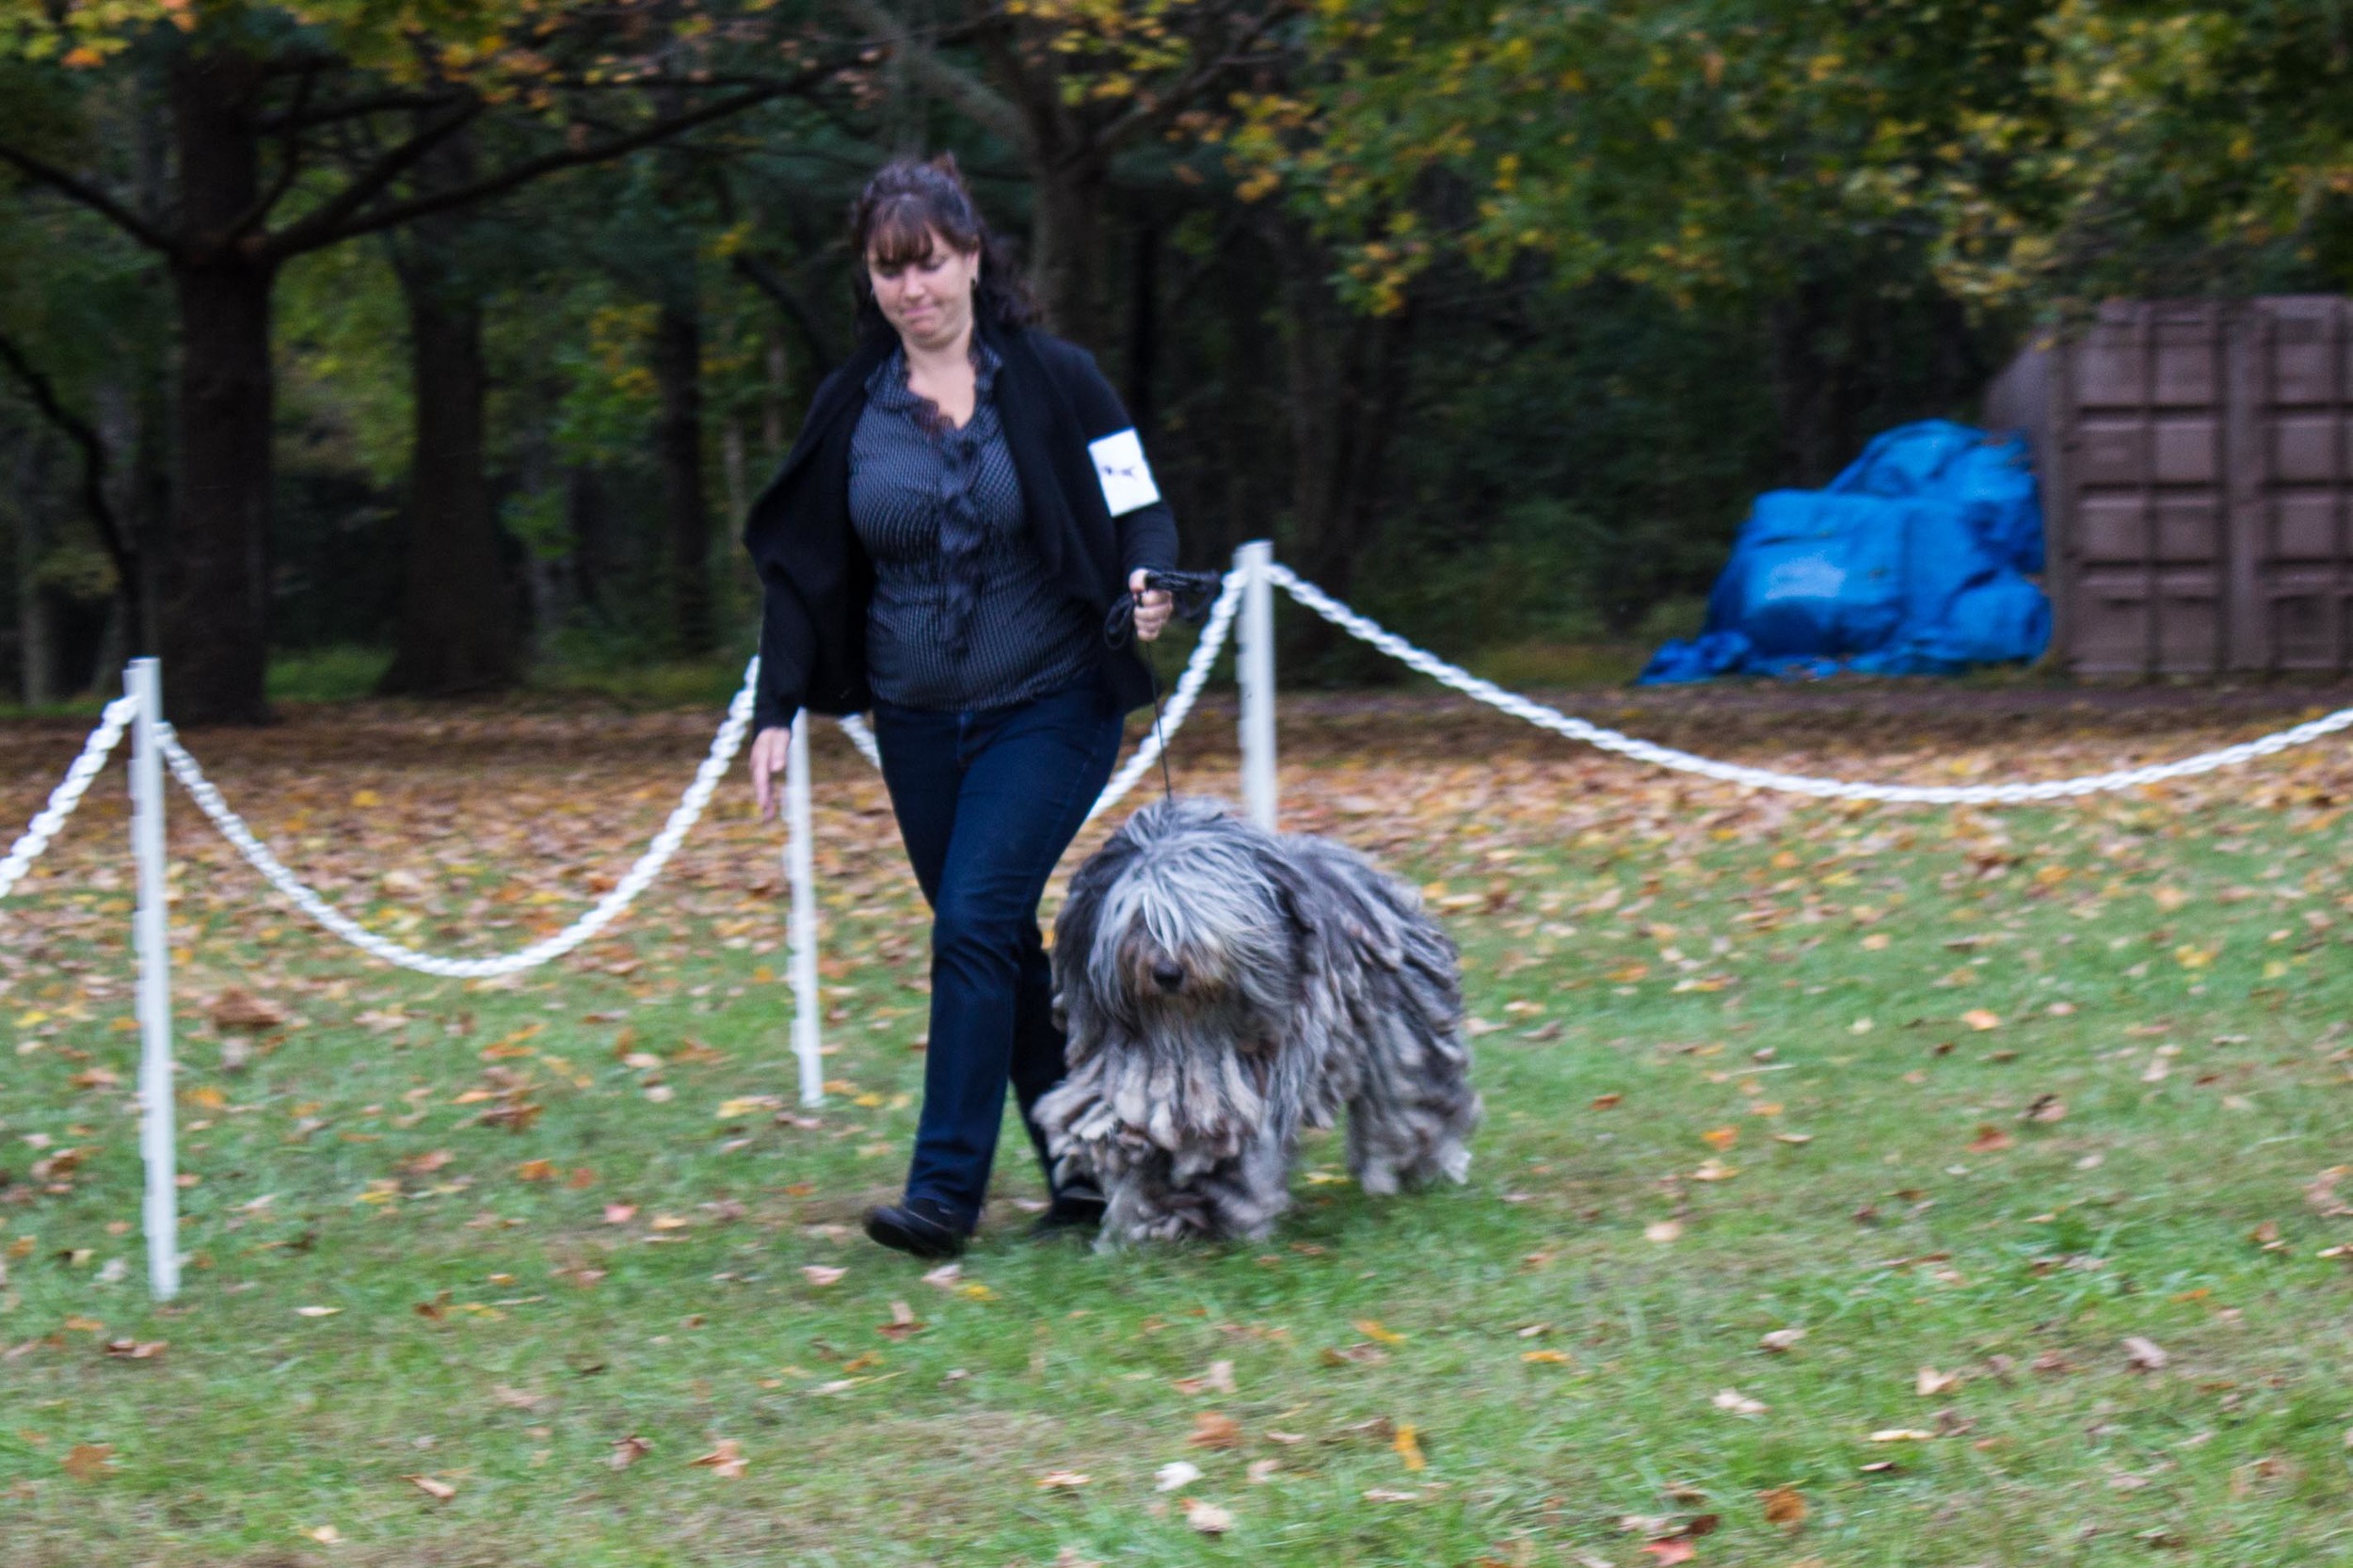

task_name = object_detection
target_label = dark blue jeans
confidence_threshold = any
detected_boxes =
[871,669,1125,1228]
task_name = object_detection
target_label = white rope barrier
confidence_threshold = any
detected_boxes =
[1268,564,2353,805]
[836,712,883,768]
[0,694,137,901]
[152,658,761,978]
[29,547,2353,1306]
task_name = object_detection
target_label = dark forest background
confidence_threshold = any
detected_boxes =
[3,0,2348,721]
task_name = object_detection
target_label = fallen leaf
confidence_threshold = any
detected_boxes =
[60,1443,113,1480]
[1394,1423,1426,1470]
[295,1306,341,1319]
[309,1525,341,1544]
[1591,1093,1624,1110]
[1353,1318,1406,1345]
[1181,1498,1233,1533]
[1711,1388,1768,1416]
[602,1204,637,1224]
[1174,1359,1238,1395]
[1966,1125,2012,1154]
[690,1439,747,1478]
[1363,1487,1420,1502]
[1637,1542,1695,1565]
[1868,1429,1937,1443]
[1190,1412,1243,1449]
[210,987,289,1031]
[608,1434,651,1470]
[1760,1484,1806,1526]
[1700,1128,1738,1150]
[802,1265,845,1287]
[1644,1220,1684,1243]
[1961,1009,2002,1032]
[1155,1460,1202,1492]
[1759,1328,1807,1352]
[403,1474,456,1501]
[1037,1470,1092,1490]
[2123,1336,2169,1371]
[1915,1367,1961,1397]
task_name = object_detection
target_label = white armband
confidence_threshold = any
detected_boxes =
[1088,427,1161,517]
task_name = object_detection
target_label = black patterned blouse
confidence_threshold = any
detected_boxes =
[846,341,1102,712]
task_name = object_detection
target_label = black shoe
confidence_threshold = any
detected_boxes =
[863,1197,969,1260]
[1027,1189,1107,1240]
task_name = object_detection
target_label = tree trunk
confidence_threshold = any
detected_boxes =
[379,271,517,695]
[10,433,57,707]
[1029,155,1110,346]
[1768,270,1862,488]
[654,296,712,654]
[1274,227,1414,600]
[378,122,520,697]
[1125,220,1159,439]
[164,47,275,725]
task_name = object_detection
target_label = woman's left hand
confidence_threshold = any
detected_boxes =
[1129,568,1173,643]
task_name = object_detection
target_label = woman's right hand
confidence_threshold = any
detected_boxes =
[749,725,792,821]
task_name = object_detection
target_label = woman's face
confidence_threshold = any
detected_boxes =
[867,226,982,351]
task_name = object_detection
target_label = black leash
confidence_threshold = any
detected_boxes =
[1104,568,1225,805]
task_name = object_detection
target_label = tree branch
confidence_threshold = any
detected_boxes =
[0,330,140,629]
[1096,4,1297,152]
[835,0,1031,149]
[732,252,843,376]
[259,88,456,134]
[0,143,177,254]
[228,63,321,244]
[264,98,484,260]
[278,73,835,255]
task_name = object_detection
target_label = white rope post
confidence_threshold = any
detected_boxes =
[786,712,824,1108]
[1236,540,1278,831]
[125,659,179,1302]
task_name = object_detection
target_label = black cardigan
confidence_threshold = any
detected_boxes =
[743,319,1180,732]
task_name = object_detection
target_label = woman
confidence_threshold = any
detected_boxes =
[744,156,1176,1260]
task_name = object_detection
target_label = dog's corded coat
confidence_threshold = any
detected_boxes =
[1035,799,1481,1243]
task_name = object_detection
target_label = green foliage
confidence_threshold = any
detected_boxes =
[266,642,395,702]
[278,244,415,489]
[7,0,2348,691]
[1929,0,2353,305]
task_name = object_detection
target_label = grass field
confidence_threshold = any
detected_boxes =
[4,685,2353,1566]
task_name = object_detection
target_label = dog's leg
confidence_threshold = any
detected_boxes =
[1096,1157,1209,1248]
[1344,1011,1481,1193]
[1206,1128,1295,1240]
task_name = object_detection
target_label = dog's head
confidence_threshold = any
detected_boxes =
[1055,798,1305,1034]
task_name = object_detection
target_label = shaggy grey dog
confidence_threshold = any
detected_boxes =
[1034,798,1481,1244]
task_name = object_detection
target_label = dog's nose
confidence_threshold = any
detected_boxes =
[1151,960,1185,992]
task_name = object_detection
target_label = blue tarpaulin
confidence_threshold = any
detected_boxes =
[1640,420,2049,683]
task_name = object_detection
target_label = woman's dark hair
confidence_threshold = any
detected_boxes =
[849,154,1039,334]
